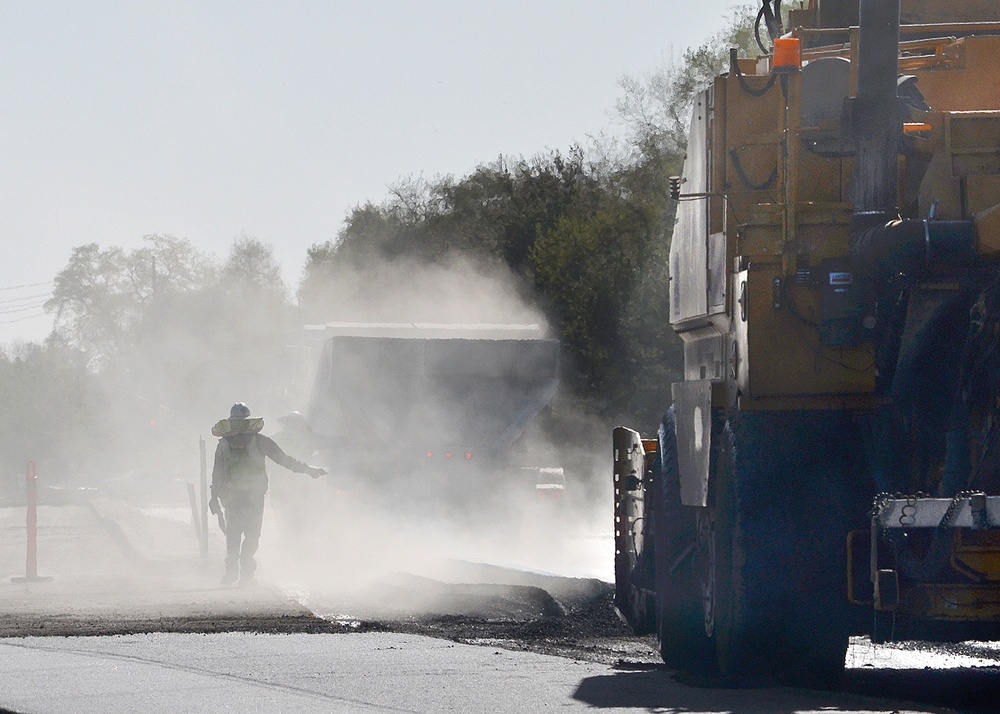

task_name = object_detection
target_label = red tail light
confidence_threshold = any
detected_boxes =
[465,452,473,460]
[426,451,433,459]
[445,451,453,459]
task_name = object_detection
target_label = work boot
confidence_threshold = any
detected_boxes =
[220,569,238,585]
[239,557,256,587]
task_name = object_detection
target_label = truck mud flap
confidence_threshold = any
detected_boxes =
[612,426,656,633]
[671,380,712,508]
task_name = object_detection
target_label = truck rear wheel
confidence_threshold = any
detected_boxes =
[709,412,850,686]
[653,407,716,675]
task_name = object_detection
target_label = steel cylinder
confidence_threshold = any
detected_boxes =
[852,0,902,216]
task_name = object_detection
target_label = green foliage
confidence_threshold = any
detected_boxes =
[302,143,682,424]
[296,6,758,424]
[531,198,642,391]
[315,150,604,268]
[614,4,758,159]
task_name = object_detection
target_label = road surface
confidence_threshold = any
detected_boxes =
[0,631,965,714]
[1,495,998,712]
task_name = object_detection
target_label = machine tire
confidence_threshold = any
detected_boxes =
[708,411,851,687]
[778,457,852,687]
[653,407,717,675]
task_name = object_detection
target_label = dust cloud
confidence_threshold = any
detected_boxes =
[2,253,614,625]
[264,255,614,614]
[300,254,549,327]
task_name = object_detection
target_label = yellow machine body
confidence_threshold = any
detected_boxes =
[671,25,1000,411]
[615,1,1000,679]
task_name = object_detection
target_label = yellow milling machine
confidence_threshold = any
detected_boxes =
[613,0,1000,686]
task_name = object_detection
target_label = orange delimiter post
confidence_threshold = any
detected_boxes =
[11,461,53,583]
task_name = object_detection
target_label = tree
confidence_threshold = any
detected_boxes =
[299,143,678,423]
[45,235,218,368]
[45,243,132,368]
[210,234,297,413]
[39,233,299,481]
[0,342,109,485]
[222,233,287,301]
[132,233,219,299]
[614,4,758,160]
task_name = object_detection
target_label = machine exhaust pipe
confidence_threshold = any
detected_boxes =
[849,0,976,277]
[849,0,907,275]
[853,0,901,218]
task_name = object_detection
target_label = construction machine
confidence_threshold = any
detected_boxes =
[305,322,563,515]
[614,0,1000,685]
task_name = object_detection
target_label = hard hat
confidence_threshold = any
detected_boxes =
[278,411,309,429]
[230,402,252,419]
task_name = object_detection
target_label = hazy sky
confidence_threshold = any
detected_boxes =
[0,1,739,343]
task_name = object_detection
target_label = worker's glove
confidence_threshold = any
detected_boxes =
[209,496,221,515]
[306,466,327,479]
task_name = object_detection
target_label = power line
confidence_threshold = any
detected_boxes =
[0,291,51,306]
[0,301,47,316]
[0,310,46,324]
[0,280,52,292]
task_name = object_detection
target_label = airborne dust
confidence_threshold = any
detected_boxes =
[265,256,615,618]
[2,254,614,626]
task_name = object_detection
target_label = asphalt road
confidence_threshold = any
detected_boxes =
[2,497,999,713]
[0,631,953,714]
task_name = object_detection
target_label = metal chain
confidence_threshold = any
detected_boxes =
[939,489,988,531]
[900,495,917,527]
[872,490,989,531]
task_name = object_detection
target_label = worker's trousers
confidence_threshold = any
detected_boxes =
[222,491,266,577]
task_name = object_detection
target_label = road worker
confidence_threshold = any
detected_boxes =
[209,402,326,585]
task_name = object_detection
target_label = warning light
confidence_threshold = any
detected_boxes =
[771,37,801,73]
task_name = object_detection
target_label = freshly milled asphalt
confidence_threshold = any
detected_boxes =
[0,631,948,714]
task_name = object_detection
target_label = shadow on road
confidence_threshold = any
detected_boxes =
[572,665,854,712]
[573,664,1000,712]
[845,666,1000,713]
[572,665,676,709]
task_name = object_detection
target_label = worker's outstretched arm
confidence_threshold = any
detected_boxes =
[258,434,327,478]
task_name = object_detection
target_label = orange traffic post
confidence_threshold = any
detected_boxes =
[11,461,53,583]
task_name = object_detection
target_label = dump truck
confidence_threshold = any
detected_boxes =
[614,0,1000,686]
[304,322,563,514]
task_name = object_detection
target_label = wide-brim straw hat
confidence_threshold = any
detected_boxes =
[212,417,264,438]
